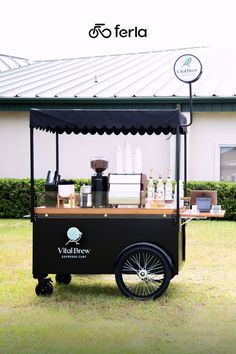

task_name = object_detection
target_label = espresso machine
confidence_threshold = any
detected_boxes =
[91,157,108,207]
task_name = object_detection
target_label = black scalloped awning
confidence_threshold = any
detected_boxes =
[30,109,187,135]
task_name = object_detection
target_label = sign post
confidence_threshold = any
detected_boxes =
[173,54,203,194]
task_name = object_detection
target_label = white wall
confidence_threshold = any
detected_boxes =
[2,110,235,181]
[0,112,173,180]
[188,112,236,181]
[0,112,30,178]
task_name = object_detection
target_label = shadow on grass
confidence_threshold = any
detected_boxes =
[54,281,121,299]
[33,275,192,305]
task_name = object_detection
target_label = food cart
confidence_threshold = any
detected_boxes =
[30,108,224,300]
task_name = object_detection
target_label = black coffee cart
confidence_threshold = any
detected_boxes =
[30,108,189,300]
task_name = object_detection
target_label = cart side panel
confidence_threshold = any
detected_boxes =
[33,216,182,277]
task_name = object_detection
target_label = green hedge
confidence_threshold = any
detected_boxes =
[0,179,235,220]
[0,178,90,219]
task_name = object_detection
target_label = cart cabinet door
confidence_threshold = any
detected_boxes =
[33,217,182,276]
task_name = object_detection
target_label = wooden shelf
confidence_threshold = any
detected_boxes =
[180,210,225,218]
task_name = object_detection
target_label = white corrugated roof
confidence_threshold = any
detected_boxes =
[0,47,236,98]
[0,54,32,73]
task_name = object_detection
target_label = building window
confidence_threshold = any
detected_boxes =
[220,146,236,181]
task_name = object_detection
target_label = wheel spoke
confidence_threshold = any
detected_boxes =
[143,253,154,269]
[122,259,139,273]
[129,253,142,270]
[146,263,164,273]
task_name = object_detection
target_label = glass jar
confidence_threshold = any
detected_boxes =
[80,185,92,207]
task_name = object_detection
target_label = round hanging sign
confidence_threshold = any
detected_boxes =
[174,54,202,83]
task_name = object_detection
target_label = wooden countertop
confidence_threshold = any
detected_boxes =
[34,206,225,218]
[34,206,181,215]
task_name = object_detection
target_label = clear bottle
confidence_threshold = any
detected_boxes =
[79,184,85,206]
[156,173,164,201]
[165,169,173,202]
[147,169,155,199]
[80,184,92,207]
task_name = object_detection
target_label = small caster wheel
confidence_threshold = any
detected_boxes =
[35,279,53,296]
[55,274,71,285]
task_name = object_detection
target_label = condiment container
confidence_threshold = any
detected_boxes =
[80,185,92,207]
[58,179,75,197]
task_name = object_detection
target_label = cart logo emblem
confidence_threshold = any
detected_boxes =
[182,57,192,67]
[57,227,90,259]
[66,227,82,245]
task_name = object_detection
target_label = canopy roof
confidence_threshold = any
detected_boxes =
[30,109,187,135]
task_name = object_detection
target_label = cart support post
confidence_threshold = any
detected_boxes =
[180,83,193,196]
[188,82,193,127]
[184,133,187,195]
[175,126,180,220]
[182,82,193,195]
[56,132,59,175]
[30,127,35,222]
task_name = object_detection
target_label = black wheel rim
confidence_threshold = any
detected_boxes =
[116,247,171,299]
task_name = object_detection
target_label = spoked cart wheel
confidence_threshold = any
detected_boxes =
[115,244,172,300]
[55,274,72,285]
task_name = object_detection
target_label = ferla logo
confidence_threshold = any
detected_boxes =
[89,23,147,38]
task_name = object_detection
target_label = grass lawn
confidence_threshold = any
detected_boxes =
[0,219,236,354]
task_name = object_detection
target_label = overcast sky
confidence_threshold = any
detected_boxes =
[1,0,236,60]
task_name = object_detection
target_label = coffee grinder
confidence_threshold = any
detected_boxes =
[91,157,108,207]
